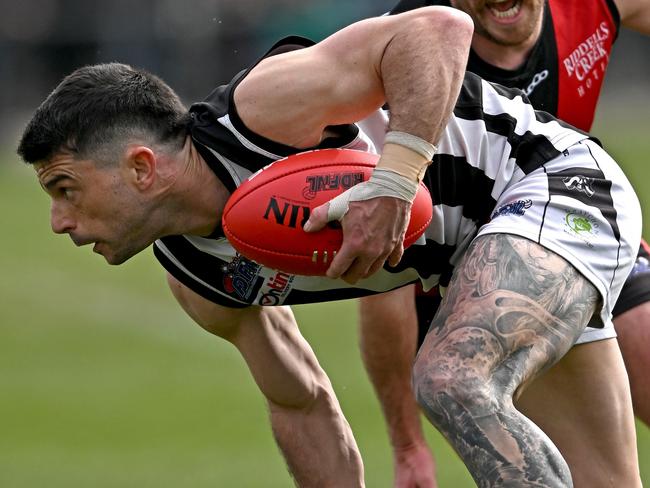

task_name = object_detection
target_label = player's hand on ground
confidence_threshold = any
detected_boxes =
[393,442,438,488]
[304,196,411,284]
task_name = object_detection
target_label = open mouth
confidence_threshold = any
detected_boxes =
[70,236,93,247]
[486,0,522,19]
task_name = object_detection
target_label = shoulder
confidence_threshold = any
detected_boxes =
[389,0,447,15]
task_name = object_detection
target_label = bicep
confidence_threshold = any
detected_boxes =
[234,7,469,147]
[234,20,386,147]
[616,0,650,34]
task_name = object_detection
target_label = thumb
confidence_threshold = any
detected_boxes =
[303,202,330,233]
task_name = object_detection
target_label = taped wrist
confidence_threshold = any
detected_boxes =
[327,168,418,221]
[378,131,437,182]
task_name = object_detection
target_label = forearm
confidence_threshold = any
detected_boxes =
[232,306,333,406]
[245,307,363,486]
[359,289,438,487]
[359,288,424,448]
[167,275,364,486]
[234,306,363,487]
[381,9,473,144]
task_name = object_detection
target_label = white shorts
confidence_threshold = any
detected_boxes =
[477,140,642,345]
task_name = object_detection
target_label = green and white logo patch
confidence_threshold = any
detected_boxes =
[564,210,600,248]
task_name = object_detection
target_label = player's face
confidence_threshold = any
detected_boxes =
[451,0,545,47]
[35,153,156,265]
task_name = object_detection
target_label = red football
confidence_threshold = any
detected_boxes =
[222,148,433,276]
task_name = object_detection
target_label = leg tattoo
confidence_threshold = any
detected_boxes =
[414,234,599,487]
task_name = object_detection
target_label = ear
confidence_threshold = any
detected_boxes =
[124,145,156,191]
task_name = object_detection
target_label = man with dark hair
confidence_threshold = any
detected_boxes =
[358,0,650,486]
[19,6,642,487]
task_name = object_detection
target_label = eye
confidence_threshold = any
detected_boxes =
[60,188,75,200]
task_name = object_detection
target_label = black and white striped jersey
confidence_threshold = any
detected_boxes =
[153,36,595,309]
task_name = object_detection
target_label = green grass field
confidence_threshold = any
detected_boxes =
[1,123,649,487]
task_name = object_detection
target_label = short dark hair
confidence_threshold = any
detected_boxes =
[17,62,189,164]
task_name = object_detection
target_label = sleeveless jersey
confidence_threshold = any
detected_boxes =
[390,0,620,131]
[153,36,602,311]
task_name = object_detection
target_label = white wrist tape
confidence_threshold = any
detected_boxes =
[384,131,437,161]
[327,168,418,221]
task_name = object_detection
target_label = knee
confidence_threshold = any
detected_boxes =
[412,352,498,428]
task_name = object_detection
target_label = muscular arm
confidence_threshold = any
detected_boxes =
[236,7,473,147]
[236,7,473,283]
[616,0,650,34]
[166,274,364,487]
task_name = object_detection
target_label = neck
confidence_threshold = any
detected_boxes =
[162,137,229,237]
[471,33,538,70]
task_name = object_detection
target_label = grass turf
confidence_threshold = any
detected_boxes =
[0,123,648,486]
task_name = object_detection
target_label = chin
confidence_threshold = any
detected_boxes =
[102,254,124,266]
[102,249,136,266]
[104,243,151,265]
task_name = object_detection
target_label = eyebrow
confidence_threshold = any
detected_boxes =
[42,175,72,191]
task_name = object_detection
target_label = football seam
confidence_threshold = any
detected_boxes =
[223,229,322,259]
[224,218,432,260]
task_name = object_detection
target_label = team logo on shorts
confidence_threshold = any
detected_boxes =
[222,255,261,300]
[564,210,600,248]
[562,175,595,197]
[491,199,532,219]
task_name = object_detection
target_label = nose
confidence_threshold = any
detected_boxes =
[50,201,76,234]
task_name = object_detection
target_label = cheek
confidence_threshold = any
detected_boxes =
[112,197,152,238]
[102,185,139,223]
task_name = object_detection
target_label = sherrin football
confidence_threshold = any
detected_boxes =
[222,148,433,276]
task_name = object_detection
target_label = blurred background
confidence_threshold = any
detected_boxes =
[1,1,649,486]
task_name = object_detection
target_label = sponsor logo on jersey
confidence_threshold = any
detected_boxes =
[563,210,600,248]
[264,197,311,228]
[259,271,294,306]
[562,175,595,197]
[491,199,533,219]
[525,70,548,96]
[302,172,364,200]
[562,22,610,98]
[222,255,262,299]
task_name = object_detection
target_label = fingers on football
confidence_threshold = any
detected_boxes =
[387,242,405,267]
[303,203,329,233]
[326,247,393,284]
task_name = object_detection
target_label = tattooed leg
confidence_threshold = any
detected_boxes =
[413,233,599,488]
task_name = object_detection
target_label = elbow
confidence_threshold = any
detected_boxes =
[422,6,474,43]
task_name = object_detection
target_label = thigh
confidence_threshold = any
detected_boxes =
[478,140,641,330]
[611,240,650,422]
[516,338,641,487]
[420,232,600,394]
[614,301,650,424]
